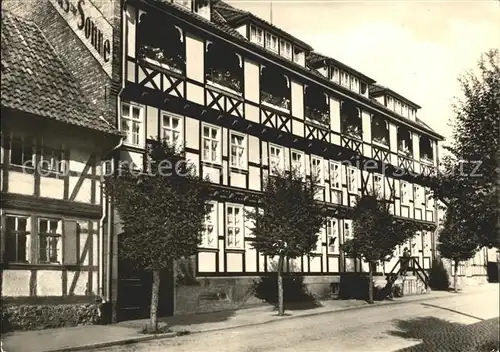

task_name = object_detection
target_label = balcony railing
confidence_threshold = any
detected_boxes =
[261,91,291,111]
[138,45,184,74]
[305,105,330,125]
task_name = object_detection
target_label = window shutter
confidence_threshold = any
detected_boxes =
[63,221,79,265]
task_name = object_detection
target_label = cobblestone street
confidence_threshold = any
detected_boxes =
[93,287,499,352]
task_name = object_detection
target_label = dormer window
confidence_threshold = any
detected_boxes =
[387,96,394,110]
[265,33,278,53]
[340,71,350,88]
[329,67,339,83]
[250,25,264,46]
[360,82,368,96]
[351,77,360,94]
[293,47,305,66]
[280,39,292,60]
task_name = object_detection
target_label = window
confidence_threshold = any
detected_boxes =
[351,77,360,93]
[373,174,383,196]
[293,48,304,65]
[269,144,284,175]
[387,96,394,110]
[344,220,352,240]
[330,161,341,190]
[121,102,144,146]
[291,150,305,175]
[202,124,221,164]
[226,204,244,249]
[327,218,339,253]
[347,167,358,193]
[329,67,339,83]
[5,215,30,263]
[400,181,409,204]
[311,156,323,183]
[280,40,292,60]
[250,25,263,46]
[312,230,323,253]
[202,203,218,248]
[414,185,423,208]
[396,101,402,115]
[340,71,350,87]
[265,33,278,53]
[230,132,246,170]
[40,147,64,173]
[162,113,183,146]
[10,139,33,167]
[38,218,61,263]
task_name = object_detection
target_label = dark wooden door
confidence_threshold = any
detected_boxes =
[116,238,174,322]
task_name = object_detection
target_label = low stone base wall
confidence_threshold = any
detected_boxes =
[1,303,101,332]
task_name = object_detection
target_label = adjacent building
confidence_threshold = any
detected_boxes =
[1,0,493,328]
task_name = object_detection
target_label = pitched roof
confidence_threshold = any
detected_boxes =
[306,51,376,84]
[0,12,120,135]
[369,83,422,109]
[212,0,313,51]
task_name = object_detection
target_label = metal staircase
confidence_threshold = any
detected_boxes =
[382,257,429,298]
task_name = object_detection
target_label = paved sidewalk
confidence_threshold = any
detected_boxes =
[2,284,496,352]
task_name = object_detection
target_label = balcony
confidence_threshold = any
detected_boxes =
[261,91,290,112]
[206,69,242,96]
[305,106,329,126]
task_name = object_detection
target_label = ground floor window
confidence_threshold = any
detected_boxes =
[38,218,62,264]
[5,215,30,263]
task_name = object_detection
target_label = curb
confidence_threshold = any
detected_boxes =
[41,286,493,352]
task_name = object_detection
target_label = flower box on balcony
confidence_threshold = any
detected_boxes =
[206,70,241,95]
[261,91,290,112]
[139,46,184,75]
[305,106,330,125]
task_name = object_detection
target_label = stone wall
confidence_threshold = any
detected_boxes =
[1,303,101,332]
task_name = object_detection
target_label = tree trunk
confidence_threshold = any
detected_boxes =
[368,262,374,304]
[277,254,285,316]
[150,270,160,331]
[453,260,459,293]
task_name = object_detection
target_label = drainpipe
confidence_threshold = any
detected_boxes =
[432,144,440,261]
[98,136,124,301]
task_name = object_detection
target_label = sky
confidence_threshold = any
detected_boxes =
[226,0,500,155]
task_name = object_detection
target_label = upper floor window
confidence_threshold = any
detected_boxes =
[40,147,64,174]
[400,181,410,205]
[202,202,218,248]
[371,114,389,146]
[373,174,383,197]
[293,47,305,66]
[230,132,247,170]
[304,84,330,126]
[226,204,244,249]
[344,220,352,241]
[250,25,264,46]
[279,39,292,60]
[347,167,358,193]
[414,185,423,208]
[10,138,34,168]
[202,124,221,164]
[38,218,62,264]
[311,229,323,253]
[397,126,413,156]
[121,102,144,147]
[269,144,284,175]
[340,101,362,139]
[327,218,339,253]
[265,32,278,53]
[419,136,434,162]
[137,13,185,74]
[351,77,360,94]
[330,161,341,190]
[260,66,290,112]
[387,96,394,110]
[329,67,340,84]
[5,215,30,263]
[162,113,183,146]
[340,71,350,88]
[205,41,243,94]
[291,150,305,176]
[311,156,323,184]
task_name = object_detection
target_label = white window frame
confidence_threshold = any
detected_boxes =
[38,218,62,264]
[330,161,341,190]
[290,149,305,176]
[265,32,278,53]
[280,39,292,60]
[340,71,350,88]
[269,144,284,175]
[351,77,360,94]
[121,102,145,147]
[327,218,339,253]
[250,25,263,46]
[414,185,422,208]
[226,204,244,249]
[310,156,324,184]
[201,123,222,165]
[5,215,31,263]
[161,112,183,147]
[347,167,358,193]
[201,202,218,248]
[229,131,247,170]
[343,220,352,241]
[329,67,339,83]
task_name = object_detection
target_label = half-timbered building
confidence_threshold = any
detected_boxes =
[112,0,482,320]
[0,11,121,328]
